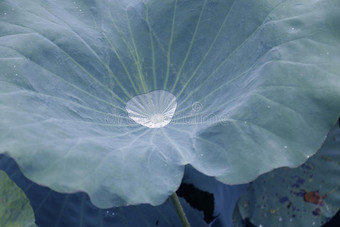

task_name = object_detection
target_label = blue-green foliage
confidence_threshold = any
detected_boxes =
[0,0,339,209]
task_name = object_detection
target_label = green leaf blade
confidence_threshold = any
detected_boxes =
[0,170,36,227]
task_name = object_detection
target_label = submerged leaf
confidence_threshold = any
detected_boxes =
[0,0,340,207]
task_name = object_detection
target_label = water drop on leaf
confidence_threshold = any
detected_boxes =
[126,90,177,128]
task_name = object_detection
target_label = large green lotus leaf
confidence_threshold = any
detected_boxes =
[0,169,36,227]
[233,121,340,227]
[0,0,340,208]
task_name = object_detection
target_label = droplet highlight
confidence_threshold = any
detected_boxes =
[126,90,177,128]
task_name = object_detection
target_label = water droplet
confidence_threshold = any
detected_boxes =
[278,217,282,222]
[126,90,177,128]
[15,73,18,76]
[200,153,204,157]
[289,218,293,222]
[259,225,263,227]
[79,9,82,12]
[150,114,165,124]
[244,121,247,124]
[326,52,329,55]
[307,155,310,158]
[112,212,115,215]
[4,12,7,15]
[291,27,295,30]
[13,65,16,68]
[106,210,109,214]
[267,105,271,109]
[284,146,288,149]
[312,221,316,225]
[164,164,167,167]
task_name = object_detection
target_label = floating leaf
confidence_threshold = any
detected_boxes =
[233,121,340,227]
[0,0,340,207]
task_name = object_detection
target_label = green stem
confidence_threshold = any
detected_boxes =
[170,192,191,227]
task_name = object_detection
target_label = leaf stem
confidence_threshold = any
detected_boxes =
[170,192,191,227]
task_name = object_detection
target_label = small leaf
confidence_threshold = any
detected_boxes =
[0,170,36,227]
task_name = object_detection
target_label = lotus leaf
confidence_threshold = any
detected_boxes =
[0,0,339,207]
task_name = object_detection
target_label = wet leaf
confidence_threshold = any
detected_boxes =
[1,0,340,207]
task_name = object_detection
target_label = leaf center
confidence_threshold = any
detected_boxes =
[125,90,177,128]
